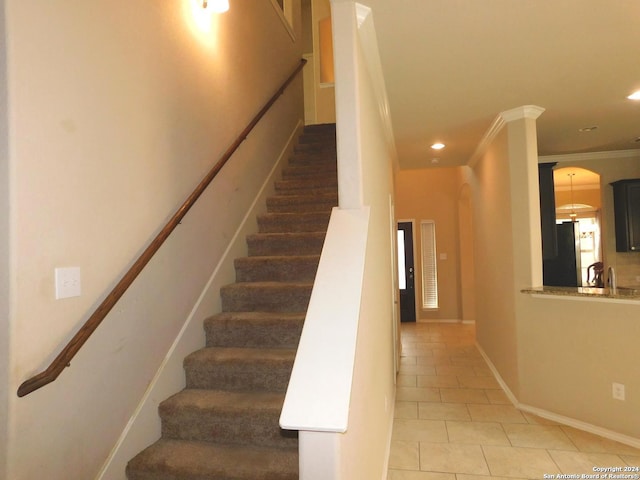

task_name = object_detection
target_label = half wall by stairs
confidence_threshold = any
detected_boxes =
[126,123,337,480]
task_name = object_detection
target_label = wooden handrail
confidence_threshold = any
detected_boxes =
[17,58,307,398]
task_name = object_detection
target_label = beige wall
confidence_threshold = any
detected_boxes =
[463,129,521,394]
[519,295,640,439]
[332,2,396,477]
[4,1,303,478]
[467,113,640,441]
[395,168,462,321]
[462,111,543,399]
[0,2,9,475]
[555,188,601,210]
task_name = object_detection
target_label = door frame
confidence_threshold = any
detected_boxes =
[397,219,417,323]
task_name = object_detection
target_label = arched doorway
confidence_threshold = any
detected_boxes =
[551,167,602,286]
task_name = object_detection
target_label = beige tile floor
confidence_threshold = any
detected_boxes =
[388,322,640,480]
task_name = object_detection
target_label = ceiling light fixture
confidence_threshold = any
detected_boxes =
[202,0,229,12]
[627,90,640,100]
[431,143,445,150]
[578,126,598,132]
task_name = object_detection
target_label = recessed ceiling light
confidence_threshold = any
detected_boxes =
[431,143,445,150]
[578,126,598,132]
[627,90,640,100]
[431,158,440,164]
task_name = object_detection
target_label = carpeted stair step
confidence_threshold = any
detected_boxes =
[287,151,337,166]
[184,347,295,391]
[293,140,336,154]
[257,212,331,233]
[235,255,320,282]
[274,180,338,196]
[126,124,338,480]
[281,164,337,179]
[266,193,337,213]
[220,281,312,312]
[159,389,296,448]
[126,439,298,480]
[296,127,335,141]
[204,312,304,349]
[303,122,336,133]
[246,232,327,256]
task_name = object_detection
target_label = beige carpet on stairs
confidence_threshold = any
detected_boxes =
[125,123,337,480]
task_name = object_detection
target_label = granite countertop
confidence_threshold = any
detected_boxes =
[521,285,640,300]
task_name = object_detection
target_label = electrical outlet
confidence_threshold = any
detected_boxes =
[612,382,625,401]
[55,267,81,299]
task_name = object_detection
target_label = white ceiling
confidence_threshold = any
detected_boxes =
[357,0,640,170]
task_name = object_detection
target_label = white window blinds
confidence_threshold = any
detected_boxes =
[420,220,438,309]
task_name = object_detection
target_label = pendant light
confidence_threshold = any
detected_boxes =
[568,173,577,221]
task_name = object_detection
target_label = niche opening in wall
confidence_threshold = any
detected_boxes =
[319,16,335,85]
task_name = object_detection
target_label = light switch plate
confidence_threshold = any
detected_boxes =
[55,267,81,299]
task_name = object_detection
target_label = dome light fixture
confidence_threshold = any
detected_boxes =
[203,0,229,12]
[627,90,640,100]
[431,142,445,150]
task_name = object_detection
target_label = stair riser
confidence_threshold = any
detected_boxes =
[205,317,304,348]
[160,410,297,448]
[275,176,338,189]
[267,192,338,213]
[257,214,330,234]
[275,186,337,197]
[235,257,320,282]
[281,173,337,184]
[246,234,325,256]
[221,284,312,313]
[266,200,336,214]
[281,165,337,177]
[294,143,337,154]
[298,133,335,143]
[287,155,336,167]
[185,361,294,391]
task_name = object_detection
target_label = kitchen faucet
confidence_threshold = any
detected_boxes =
[607,266,617,293]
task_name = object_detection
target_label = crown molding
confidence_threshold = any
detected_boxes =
[539,149,640,163]
[355,2,371,26]
[468,105,545,168]
[467,114,506,168]
[500,105,545,122]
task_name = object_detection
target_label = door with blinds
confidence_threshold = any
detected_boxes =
[397,222,416,322]
[420,220,438,310]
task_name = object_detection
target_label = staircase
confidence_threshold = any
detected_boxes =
[126,123,338,480]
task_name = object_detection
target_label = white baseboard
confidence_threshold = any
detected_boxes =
[416,318,463,324]
[381,388,396,480]
[475,342,640,449]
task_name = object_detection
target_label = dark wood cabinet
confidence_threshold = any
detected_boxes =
[539,163,558,260]
[611,179,640,252]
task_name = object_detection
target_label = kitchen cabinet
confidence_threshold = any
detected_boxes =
[611,179,640,252]
[539,163,558,259]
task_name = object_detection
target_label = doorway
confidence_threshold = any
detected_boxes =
[397,221,416,322]
[551,167,603,287]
